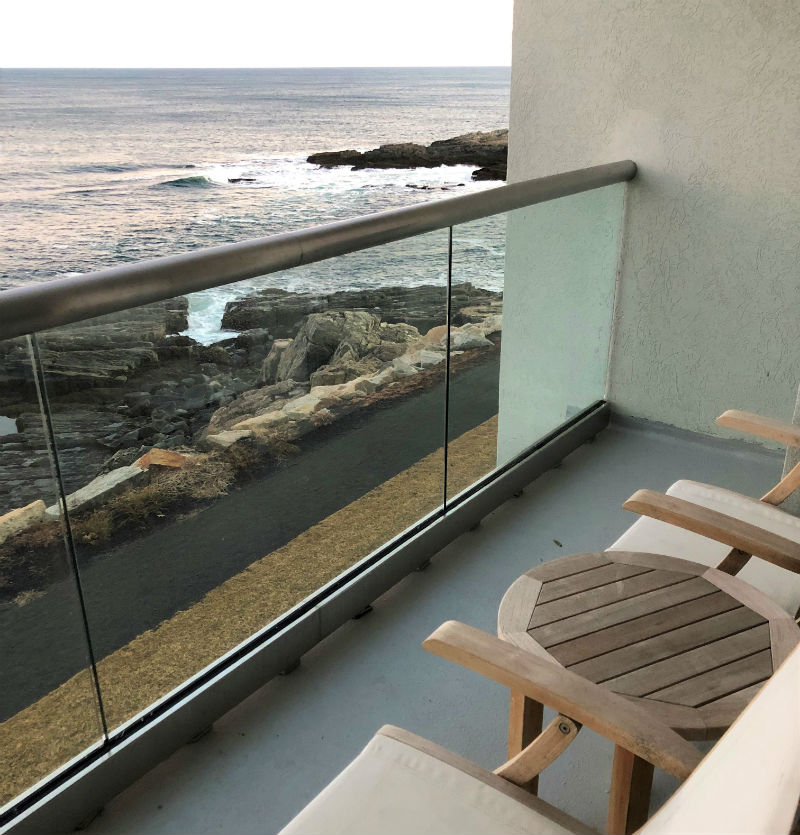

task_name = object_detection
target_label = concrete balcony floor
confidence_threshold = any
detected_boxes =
[82,416,780,834]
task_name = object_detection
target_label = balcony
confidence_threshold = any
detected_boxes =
[0,155,795,834]
[77,417,780,834]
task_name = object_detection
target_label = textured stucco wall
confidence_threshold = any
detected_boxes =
[506,0,800,439]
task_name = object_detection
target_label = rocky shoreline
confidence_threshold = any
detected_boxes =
[307,129,507,181]
[0,284,502,602]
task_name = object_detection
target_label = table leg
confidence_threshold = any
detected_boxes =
[606,745,654,834]
[508,690,543,793]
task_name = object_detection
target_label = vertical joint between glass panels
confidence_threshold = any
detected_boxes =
[442,226,453,510]
[28,333,111,741]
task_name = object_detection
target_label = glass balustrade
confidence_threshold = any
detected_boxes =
[0,174,629,816]
[30,230,448,732]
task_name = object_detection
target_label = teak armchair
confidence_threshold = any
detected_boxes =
[503,407,800,833]
[280,622,800,835]
[609,409,800,616]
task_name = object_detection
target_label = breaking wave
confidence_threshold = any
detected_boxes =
[158,175,216,189]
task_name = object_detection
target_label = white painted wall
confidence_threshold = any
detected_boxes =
[503,0,800,444]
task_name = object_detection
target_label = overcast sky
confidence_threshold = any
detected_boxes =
[2,0,513,68]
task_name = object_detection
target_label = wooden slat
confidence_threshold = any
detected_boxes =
[530,570,688,628]
[549,592,740,667]
[648,648,772,707]
[498,575,543,634]
[529,552,610,582]
[699,682,764,735]
[605,624,771,697]
[569,606,764,682]
[531,578,717,648]
[769,618,800,667]
[607,550,709,576]
[536,562,651,604]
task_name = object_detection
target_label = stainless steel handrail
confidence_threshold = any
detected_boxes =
[0,160,635,340]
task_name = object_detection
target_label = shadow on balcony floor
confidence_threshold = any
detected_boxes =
[83,416,781,834]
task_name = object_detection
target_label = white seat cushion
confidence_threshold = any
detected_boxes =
[279,728,587,835]
[609,480,800,615]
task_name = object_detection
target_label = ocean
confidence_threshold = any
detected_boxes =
[0,68,510,343]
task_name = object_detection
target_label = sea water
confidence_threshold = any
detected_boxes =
[0,68,510,343]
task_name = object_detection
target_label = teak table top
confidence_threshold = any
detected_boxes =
[498,551,800,740]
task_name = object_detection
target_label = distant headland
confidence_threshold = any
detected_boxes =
[307,129,508,181]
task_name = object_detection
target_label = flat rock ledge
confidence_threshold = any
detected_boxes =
[307,130,507,181]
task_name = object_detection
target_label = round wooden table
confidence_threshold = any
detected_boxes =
[497,550,800,833]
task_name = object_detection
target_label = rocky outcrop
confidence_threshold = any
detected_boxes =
[308,130,507,180]
[221,283,500,336]
[267,310,420,386]
[472,163,507,181]
[0,284,502,542]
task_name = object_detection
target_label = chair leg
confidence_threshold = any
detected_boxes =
[507,691,543,793]
[606,745,654,835]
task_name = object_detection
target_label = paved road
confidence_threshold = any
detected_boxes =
[0,358,499,721]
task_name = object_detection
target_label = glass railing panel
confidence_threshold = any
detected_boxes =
[445,215,505,500]
[0,336,105,811]
[495,184,625,466]
[446,184,626,496]
[33,230,448,730]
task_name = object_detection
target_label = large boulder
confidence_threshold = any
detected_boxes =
[261,339,293,384]
[222,289,327,336]
[277,311,381,383]
[277,312,421,386]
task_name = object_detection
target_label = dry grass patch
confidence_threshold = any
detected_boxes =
[0,417,498,806]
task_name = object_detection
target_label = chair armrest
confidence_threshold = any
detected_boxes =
[423,620,702,779]
[623,489,800,575]
[717,409,800,448]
